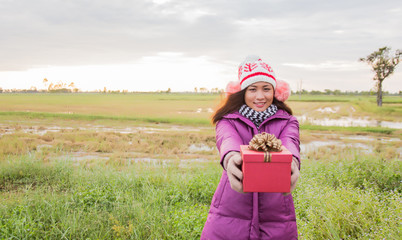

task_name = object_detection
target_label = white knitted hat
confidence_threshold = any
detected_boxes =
[238,55,277,90]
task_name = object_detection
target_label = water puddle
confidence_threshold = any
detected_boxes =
[0,124,73,136]
[0,126,14,137]
[300,141,340,152]
[130,157,210,168]
[24,126,74,135]
[297,115,402,129]
[130,157,169,166]
[299,132,402,155]
[316,107,340,113]
[188,144,215,152]
[300,141,373,155]
[178,108,214,114]
[339,135,400,142]
[53,151,210,167]
[0,124,202,136]
[56,152,110,162]
[179,158,210,168]
[36,144,53,151]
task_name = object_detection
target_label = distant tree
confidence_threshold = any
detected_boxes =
[211,87,220,93]
[43,78,48,89]
[309,90,319,95]
[360,46,402,106]
[43,78,79,93]
[48,83,54,91]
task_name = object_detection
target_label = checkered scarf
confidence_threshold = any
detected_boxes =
[239,104,278,127]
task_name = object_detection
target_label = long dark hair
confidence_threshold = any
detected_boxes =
[212,89,293,124]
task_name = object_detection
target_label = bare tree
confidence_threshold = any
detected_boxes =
[360,46,402,106]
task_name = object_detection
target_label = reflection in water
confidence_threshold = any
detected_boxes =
[188,144,215,152]
[300,141,373,156]
[296,115,402,129]
[0,124,202,136]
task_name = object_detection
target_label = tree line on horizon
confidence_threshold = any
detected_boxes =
[1,46,401,102]
[0,86,401,96]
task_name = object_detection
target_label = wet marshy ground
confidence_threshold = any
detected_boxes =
[1,117,400,168]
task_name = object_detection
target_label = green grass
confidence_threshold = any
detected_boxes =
[0,156,220,239]
[351,98,402,118]
[1,93,401,124]
[0,93,401,239]
[300,124,397,134]
[0,152,400,239]
[288,94,401,103]
[296,147,401,239]
[0,111,212,126]
[1,111,398,136]
[0,93,221,123]
[289,95,353,102]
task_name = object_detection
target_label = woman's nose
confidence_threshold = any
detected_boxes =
[256,90,264,99]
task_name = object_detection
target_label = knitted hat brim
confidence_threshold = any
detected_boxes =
[240,74,277,90]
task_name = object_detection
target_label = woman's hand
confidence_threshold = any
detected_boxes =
[223,152,244,193]
[283,157,300,196]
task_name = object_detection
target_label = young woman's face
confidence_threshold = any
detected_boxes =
[244,82,274,111]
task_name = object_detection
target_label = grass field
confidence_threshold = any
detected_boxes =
[1,93,401,123]
[0,93,401,239]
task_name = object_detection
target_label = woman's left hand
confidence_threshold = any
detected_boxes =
[283,157,300,196]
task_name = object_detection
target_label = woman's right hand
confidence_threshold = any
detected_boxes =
[224,152,244,193]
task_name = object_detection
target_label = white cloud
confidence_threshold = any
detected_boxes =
[333,30,345,34]
[0,0,401,92]
[283,61,366,71]
[387,8,401,13]
[151,0,172,5]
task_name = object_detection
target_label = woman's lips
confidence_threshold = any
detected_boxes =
[254,102,265,108]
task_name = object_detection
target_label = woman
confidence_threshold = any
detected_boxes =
[201,55,301,240]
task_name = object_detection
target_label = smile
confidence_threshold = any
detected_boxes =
[254,102,266,107]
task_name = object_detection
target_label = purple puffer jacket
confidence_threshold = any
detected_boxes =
[201,109,300,240]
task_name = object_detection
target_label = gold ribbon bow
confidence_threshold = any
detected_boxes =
[249,132,282,162]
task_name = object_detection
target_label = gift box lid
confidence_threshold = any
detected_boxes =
[240,145,292,163]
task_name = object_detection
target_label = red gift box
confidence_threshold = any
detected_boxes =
[240,145,292,192]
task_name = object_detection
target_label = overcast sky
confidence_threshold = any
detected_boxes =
[0,0,401,92]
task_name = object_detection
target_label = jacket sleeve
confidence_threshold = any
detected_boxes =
[279,116,301,169]
[216,118,244,169]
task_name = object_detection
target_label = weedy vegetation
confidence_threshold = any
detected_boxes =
[0,93,401,239]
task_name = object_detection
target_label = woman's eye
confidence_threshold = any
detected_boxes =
[249,88,256,92]
[264,88,271,91]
